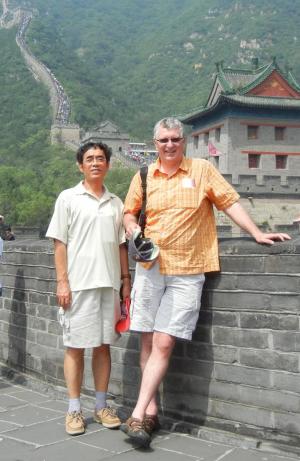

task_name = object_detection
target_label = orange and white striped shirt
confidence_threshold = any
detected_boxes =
[124,157,239,274]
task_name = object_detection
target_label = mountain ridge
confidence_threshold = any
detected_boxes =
[20,0,300,138]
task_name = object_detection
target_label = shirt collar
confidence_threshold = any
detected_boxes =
[74,181,114,200]
[153,156,189,175]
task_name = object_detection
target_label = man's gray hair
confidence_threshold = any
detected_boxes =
[153,117,184,139]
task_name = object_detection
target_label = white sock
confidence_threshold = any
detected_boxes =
[68,398,81,413]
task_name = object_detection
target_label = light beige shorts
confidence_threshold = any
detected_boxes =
[58,288,121,348]
[130,262,205,340]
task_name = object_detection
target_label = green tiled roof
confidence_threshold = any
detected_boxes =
[216,58,300,95]
[213,58,300,98]
[181,59,300,124]
[217,61,274,95]
[226,94,300,108]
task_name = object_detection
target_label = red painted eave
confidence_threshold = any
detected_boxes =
[247,70,300,99]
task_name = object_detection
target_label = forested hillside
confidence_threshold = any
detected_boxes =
[25,0,300,137]
[1,0,300,225]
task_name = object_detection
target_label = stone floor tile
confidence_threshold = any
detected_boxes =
[1,404,62,426]
[36,399,66,413]
[3,417,68,446]
[7,388,53,404]
[0,419,22,433]
[0,394,29,410]
[73,423,133,453]
[0,436,37,461]
[28,438,112,461]
[222,447,298,461]
[153,433,232,459]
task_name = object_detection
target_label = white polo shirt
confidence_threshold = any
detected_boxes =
[46,181,126,292]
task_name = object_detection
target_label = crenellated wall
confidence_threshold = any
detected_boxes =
[221,173,300,197]
[0,237,300,448]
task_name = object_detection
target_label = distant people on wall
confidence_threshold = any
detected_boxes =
[0,215,5,240]
[0,215,15,241]
[4,228,15,241]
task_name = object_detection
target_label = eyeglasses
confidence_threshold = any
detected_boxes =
[84,156,107,164]
[155,137,183,144]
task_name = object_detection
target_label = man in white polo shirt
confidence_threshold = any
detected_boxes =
[46,141,131,436]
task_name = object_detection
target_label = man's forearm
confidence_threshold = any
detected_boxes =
[123,213,139,237]
[119,243,130,278]
[54,239,72,308]
[119,242,131,300]
[224,202,261,239]
[54,239,69,282]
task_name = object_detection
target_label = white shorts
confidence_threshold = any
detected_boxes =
[130,262,205,340]
[58,288,121,348]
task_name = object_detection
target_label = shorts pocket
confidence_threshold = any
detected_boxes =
[58,307,71,341]
[130,288,136,318]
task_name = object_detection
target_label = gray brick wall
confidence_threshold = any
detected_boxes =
[0,237,300,445]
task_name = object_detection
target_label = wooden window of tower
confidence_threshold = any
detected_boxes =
[275,155,287,169]
[204,131,209,145]
[247,125,258,140]
[275,127,285,141]
[215,127,221,142]
[248,154,260,169]
[194,135,199,149]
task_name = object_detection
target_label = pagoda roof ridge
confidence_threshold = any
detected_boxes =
[208,58,300,102]
[238,61,278,95]
[218,61,270,76]
[287,70,300,92]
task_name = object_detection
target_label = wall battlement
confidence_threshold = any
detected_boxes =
[1,239,300,449]
[223,174,300,197]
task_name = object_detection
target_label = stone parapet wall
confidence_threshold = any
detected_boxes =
[0,238,300,447]
[215,199,300,232]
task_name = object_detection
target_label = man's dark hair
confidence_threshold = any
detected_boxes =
[76,141,112,164]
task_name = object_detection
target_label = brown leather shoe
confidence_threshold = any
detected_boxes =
[143,414,161,434]
[120,416,151,447]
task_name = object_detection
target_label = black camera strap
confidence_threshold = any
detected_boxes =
[138,165,148,237]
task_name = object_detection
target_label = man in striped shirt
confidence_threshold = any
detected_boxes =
[121,117,290,447]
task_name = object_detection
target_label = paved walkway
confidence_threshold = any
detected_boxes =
[0,373,299,461]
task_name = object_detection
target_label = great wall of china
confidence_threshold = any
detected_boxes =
[1,0,71,126]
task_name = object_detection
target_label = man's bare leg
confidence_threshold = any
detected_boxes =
[92,344,121,428]
[140,332,158,416]
[92,344,111,392]
[64,347,86,435]
[64,347,84,399]
[132,331,175,421]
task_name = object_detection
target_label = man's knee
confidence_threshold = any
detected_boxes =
[93,344,110,358]
[65,347,84,358]
[152,332,175,357]
[141,332,154,350]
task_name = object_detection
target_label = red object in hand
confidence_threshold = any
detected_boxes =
[115,297,130,333]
